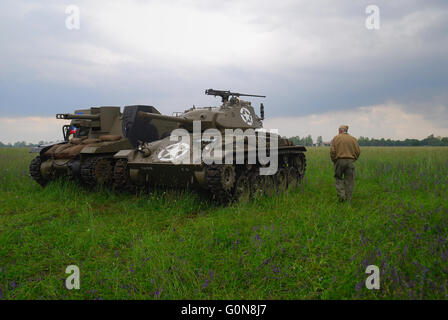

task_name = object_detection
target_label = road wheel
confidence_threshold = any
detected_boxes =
[276,168,288,193]
[287,167,298,190]
[205,164,236,203]
[250,172,264,199]
[233,174,251,203]
[264,175,276,197]
[295,153,307,179]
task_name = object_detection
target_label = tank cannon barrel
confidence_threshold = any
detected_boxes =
[56,113,100,120]
[137,111,193,125]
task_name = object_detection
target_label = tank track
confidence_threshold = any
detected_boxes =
[113,159,136,193]
[204,151,306,203]
[80,156,114,187]
[29,156,47,187]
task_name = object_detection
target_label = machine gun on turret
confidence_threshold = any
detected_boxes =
[205,89,266,103]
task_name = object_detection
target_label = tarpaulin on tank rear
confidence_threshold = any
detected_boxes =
[122,105,161,147]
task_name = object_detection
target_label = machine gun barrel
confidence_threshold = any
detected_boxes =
[205,89,266,102]
[56,113,100,120]
[137,111,193,125]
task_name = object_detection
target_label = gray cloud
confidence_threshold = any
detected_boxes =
[0,0,447,141]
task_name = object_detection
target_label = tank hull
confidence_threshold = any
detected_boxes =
[114,132,306,202]
[31,138,133,186]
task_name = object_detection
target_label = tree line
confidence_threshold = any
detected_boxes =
[288,134,448,146]
[357,134,448,146]
[0,141,53,148]
[288,135,316,146]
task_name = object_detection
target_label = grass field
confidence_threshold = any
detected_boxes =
[0,147,447,299]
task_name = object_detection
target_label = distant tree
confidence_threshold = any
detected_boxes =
[317,136,323,146]
[441,137,448,146]
[289,136,301,145]
[305,135,313,146]
[13,141,26,148]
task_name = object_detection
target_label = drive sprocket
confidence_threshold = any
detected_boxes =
[113,159,136,193]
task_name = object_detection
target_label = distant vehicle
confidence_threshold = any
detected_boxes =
[29,106,176,187]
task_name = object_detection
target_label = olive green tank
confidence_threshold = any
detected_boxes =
[113,90,307,202]
[29,105,176,187]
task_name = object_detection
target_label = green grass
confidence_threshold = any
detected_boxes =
[0,147,447,299]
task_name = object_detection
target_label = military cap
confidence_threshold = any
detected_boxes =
[339,125,349,132]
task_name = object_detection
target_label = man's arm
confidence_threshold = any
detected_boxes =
[330,139,336,162]
[354,139,361,160]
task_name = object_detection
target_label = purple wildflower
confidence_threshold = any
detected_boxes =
[377,248,382,257]
[262,258,272,266]
[203,279,209,289]
[442,251,448,260]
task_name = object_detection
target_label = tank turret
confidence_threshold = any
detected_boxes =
[136,89,266,131]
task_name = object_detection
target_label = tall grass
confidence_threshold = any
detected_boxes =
[0,147,447,299]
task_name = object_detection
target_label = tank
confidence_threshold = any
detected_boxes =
[113,89,307,202]
[29,105,176,187]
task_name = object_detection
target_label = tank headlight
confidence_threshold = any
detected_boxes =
[143,148,152,157]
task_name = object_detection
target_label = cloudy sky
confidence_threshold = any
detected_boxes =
[0,0,447,143]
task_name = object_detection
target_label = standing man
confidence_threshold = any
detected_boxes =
[330,125,360,202]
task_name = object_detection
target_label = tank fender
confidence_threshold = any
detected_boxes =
[38,142,66,157]
[114,149,135,160]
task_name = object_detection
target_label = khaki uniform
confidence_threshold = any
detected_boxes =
[330,133,360,201]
